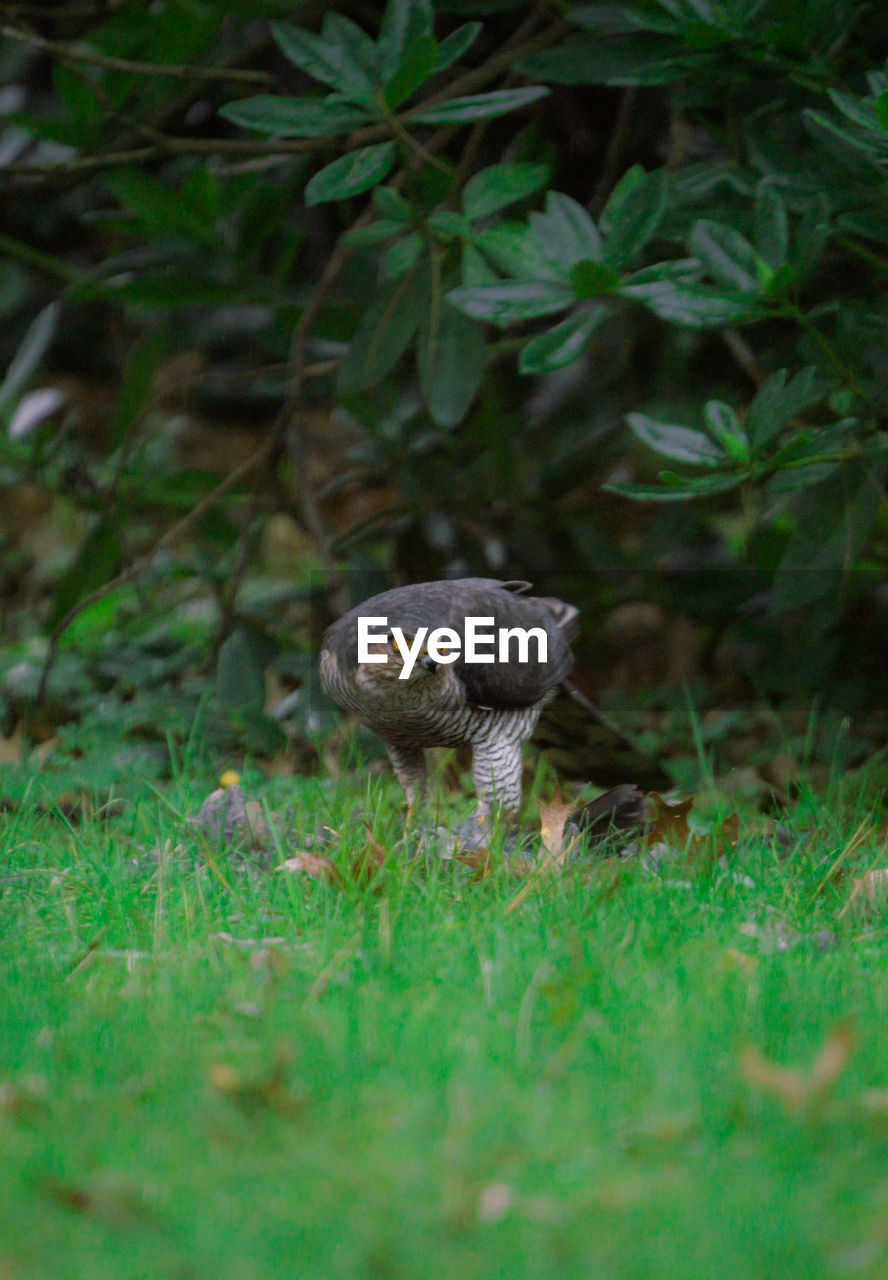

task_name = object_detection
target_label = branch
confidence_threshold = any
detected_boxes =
[0,23,275,85]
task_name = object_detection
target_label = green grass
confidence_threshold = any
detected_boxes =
[1,770,887,1280]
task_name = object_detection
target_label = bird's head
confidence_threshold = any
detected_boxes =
[357,629,439,685]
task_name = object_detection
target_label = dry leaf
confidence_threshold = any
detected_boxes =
[477,1183,512,1223]
[351,832,386,886]
[538,784,578,865]
[276,851,342,886]
[644,793,739,868]
[839,868,888,920]
[452,846,493,881]
[210,1045,304,1118]
[740,1020,855,1113]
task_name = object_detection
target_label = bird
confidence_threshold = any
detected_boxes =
[319,578,578,821]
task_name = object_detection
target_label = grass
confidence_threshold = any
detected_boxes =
[2,766,888,1280]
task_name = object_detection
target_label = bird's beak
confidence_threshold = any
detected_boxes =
[419,654,438,672]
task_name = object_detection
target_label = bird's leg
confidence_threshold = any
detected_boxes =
[471,736,524,829]
[385,743,428,822]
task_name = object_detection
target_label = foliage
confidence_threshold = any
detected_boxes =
[0,0,887,762]
[2,769,888,1276]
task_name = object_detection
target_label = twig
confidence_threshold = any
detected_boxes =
[0,23,275,85]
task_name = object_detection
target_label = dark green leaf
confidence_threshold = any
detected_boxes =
[373,186,413,220]
[322,14,380,90]
[48,521,121,633]
[0,302,59,420]
[217,628,266,718]
[601,167,667,269]
[271,21,374,100]
[378,0,434,81]
[689,219,759,292]
[105,170,218,246]
[410,86,549,125]
[380,231,422,279]
[474,222,566,282]
[770,463,884,612]
[417,285,486,425]
[461,244,498,286]
[446,281,574,325]
[877,90,888,132]
[627,412,724,465]
[461,163,550,220]
[746,367,828,449]
[753,184,789,269]
[530,191,601,268]
[219,95,369,138]
[569,259,619,298]
[703,400,748,461]
[340,219,405,247]
[337,257,432,393]
[518,307,606,374]
[436,22,482,70]
[109,329,165,449]
[429,210,473,239]
[305,142,397,206]
[516,36,705,86]
[618,278,762,327]
[604,472,744,501]
[384,34,439,107]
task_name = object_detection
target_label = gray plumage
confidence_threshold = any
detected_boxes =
[320,578,577,816]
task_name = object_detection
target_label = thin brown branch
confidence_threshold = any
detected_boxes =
[0,23,274,85]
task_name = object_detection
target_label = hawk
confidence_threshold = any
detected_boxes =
[320,578,577,818]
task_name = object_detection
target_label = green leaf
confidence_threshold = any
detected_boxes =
[600,167,667,269]
[305,142,397,206]
[105,169,218,246]
[378,0,434,81]
[323,14,380,89]
[109,329,165,449]
[410,86,549,125]
[516,36,704,86]
[604,472,744,501]
[217,628,266,719]
[337,257,432,394]
[380,231,423,279]
[0,302,59,421]
[770,463,884,612]
[746,367,828,449]
[474,222,566,282]
[384,34,439,107]
[461,163,550,220]
[373,186,413,220]
[530,192,601,269]
[518,307,606,374]
[626,412,724,465]
[417,284,486,425]
[446,281,574,325]
[618,278,761,327]
[271,21,374,100]
[219,95,369,138]
[340,219,405,247]
[429,210,473,239]
[754,184,789,269]
[436,22,482,70]
[462,244,498,286]
[569,259,619,298]
[703,400,748,462]
[48,521,121,633]
[689,219,759,293]
[877,90,888,132]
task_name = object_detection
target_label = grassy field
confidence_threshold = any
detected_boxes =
[2,768,887,1280]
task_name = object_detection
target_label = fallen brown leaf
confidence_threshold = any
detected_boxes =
[210,1045,304,1118]
[740,1020,855,1114]
[276,851,342,886]
[839,867,888,920]
[538,784,578,865]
